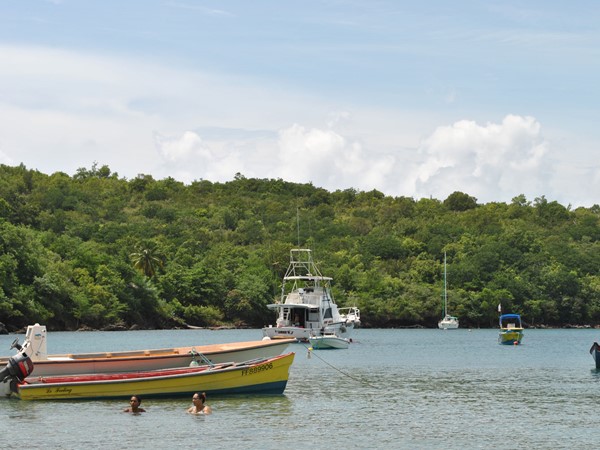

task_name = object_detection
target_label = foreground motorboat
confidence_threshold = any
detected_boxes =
[0,324,295,396]
[3,352,295,401]
[262,249,353,342]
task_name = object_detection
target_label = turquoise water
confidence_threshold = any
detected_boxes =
[1,328,598,449]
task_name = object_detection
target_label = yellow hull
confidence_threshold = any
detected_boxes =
[499,329,524,345]
[15,352,295,401]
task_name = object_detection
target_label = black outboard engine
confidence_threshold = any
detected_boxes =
[0,352,34,384]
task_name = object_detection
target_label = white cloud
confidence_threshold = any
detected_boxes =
[149,122,398,194]
[153,130,248,182]
[153,116,598,207]
[0,44,596,207]
[155,131,209,162]
[411,115,552,203]
[275,123,396,192]
[0,148,14,165]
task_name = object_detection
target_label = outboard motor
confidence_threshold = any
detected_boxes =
[0,352,34,384]
[1,337,35,396]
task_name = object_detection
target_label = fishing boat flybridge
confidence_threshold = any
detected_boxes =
[262,249,354,342]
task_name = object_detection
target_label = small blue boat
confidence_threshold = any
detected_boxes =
[498,314,524,345]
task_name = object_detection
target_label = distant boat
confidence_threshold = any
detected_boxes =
[308,332,350,350]
[498,314,524,345]
[438,252,459,330]
[339,307,361,327]
[3,352,295,401]
[589,342,600,369]
[262,249,353,342]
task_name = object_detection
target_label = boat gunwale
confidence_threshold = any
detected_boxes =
[0,338,295,365]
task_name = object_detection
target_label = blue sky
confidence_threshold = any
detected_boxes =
[1,1,598,206]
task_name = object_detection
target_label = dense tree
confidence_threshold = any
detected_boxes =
[130,243,165,278]
[0,163,598,331]
[444,191,478,211]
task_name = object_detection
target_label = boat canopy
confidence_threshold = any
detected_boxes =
[499,314,521,320]
[499,313,523,328]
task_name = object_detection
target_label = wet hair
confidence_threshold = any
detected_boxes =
[193,392,206,403]
[131,395,142,404]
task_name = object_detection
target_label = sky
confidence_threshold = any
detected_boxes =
[0,1,599,207]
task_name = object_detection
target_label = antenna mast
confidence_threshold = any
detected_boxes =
[443,252,447,316]
[296,206,300,247]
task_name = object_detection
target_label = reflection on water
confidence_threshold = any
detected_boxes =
[1,328,599,448]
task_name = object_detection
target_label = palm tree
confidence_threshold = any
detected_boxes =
[130,244,164,278]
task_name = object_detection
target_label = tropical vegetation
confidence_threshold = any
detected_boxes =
[0,163,599,331]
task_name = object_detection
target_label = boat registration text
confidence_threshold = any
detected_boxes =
[241,362,273,376]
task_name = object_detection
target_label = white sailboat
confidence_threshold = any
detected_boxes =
[438,252,459,329]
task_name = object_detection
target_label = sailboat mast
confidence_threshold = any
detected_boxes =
[443,252,447,317]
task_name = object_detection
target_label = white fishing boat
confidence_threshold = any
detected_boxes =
[308,332,350,350]
[262,249,353,342]
[0,323,294,397]
[339,306,361,327]
[438,252,459,330]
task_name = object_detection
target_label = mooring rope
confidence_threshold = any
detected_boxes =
[299,341,376,388]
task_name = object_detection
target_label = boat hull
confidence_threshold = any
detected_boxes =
[498,330,524,345]
[308,336,349,349]
[263,322,353,342]
[438,315,459,329]
[14,352,295,401]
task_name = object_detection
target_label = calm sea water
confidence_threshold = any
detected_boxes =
[1,328,599,449]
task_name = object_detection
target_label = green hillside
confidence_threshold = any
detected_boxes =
[1,163,598,331]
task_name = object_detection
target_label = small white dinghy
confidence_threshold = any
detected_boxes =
[308,332,350,350]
